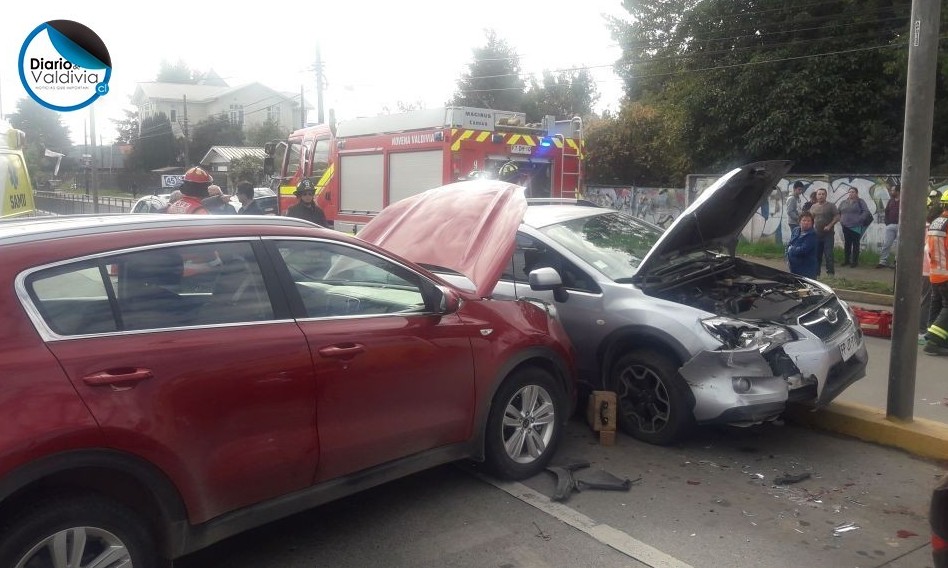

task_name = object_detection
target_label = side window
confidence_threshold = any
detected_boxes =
[312,138,330,179]
[276,240,428,318]
[285,142,302,177]
[27,241,274,336]
[502,233,599,294]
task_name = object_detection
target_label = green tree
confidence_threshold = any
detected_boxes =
[188,114,244,166]
[450,30,525,111]
[245,118,288,147]
[112,108,139,145]
[608,0,926,173]
[584,102,688,186]
[156,59,197,83]
[7,98,73,187]
[522,69,600,122]
[135,112,177,170]
[229,155,264,187]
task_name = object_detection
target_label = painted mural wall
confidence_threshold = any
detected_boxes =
[587,175,948,253]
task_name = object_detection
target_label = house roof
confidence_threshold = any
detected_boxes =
[199,146,266,165]
[133,82,303,107]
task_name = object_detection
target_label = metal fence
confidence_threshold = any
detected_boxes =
[33,192,135,215]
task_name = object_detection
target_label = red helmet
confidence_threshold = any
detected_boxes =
[183,166,213,184]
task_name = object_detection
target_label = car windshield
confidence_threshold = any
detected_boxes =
[536,210,664,281]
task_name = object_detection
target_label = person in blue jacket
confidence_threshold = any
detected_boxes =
[786,211,819,278]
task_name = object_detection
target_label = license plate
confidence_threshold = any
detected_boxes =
[511,144,533,155]
[839,329,859,361]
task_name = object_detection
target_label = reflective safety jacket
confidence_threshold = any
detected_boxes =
[166,196,208,214]
[928,212,948,284]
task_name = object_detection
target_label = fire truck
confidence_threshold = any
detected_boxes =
[264,106,583,233]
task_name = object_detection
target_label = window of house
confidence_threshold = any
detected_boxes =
[266,105,280,123]
[229,104,244,126]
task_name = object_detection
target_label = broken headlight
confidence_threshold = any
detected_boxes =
[701,316,794,353]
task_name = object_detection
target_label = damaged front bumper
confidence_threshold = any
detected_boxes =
[680,321,868,425]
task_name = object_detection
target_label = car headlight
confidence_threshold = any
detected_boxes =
[701,316,794,353]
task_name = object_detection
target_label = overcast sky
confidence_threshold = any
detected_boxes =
[1,1,629,147]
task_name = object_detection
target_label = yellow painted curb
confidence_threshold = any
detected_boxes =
[786,401,948,462]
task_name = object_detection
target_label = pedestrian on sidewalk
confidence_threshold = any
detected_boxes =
[923,190,948,356]
[838,187,871,267]
[877,185,900,268]
[802,191,818,212]
[786,181,805,234]
[809,188,840,276]
[786,211,819,278]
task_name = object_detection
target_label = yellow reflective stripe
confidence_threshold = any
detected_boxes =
[507,134,521,145]
[929,325,948,340]
[451,130,474,151]
[553,138,564,148]
[315,163,334,196]
[279,185,296,197]
[476,131,491,142]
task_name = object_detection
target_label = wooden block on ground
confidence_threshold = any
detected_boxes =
[586,390,617,432]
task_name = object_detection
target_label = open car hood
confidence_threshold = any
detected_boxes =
[637,160,793,275]
[357,181,526,297]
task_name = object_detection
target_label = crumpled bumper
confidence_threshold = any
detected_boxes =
[680,323,868,425]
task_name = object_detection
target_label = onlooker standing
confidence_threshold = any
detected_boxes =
[786,211,819,278]
[802,191,818,212]
[202,184,236,214]
[808,188,840,276]
[837,187,871,267]
[236,181,264,215]
[786,181,805,233]
[286,179,329,227]
[877,185,900,268]
[923,191,948,356]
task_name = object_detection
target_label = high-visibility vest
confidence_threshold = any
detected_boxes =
[928,213,948,284]
[167,196,208,215]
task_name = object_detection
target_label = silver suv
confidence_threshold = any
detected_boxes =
[491,160,867,444]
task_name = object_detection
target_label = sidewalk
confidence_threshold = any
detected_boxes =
[740,254,948,461]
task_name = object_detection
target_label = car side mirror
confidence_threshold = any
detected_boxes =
[436,286,461,314]
[528,267,568,302]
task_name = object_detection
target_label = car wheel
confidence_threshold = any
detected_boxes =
[484,367,564,480]
[0,494,159,568]
[609,349,694,445]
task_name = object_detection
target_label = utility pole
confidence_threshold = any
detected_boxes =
[300,85,305,128]
[315,43,325,124]
[887,0,941,421]
[182,95,190,168]
[90,106,99,213]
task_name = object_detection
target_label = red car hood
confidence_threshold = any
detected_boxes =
[358,181,526,297]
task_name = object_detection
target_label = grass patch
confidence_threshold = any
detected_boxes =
[818,275,894,295]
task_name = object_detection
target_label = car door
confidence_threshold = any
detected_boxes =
[493,232,605,379]
[268,238,476,481]
[27,240,318,524]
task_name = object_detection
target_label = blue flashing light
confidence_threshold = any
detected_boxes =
[539,137,553,147]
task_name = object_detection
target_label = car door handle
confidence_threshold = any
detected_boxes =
[317,344,366,360]
[82,368,154,387]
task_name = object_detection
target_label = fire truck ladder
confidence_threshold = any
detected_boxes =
[559,117,583,199]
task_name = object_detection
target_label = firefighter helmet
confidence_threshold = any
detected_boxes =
[295,179,315,196]
[183,166,213,184]
[179,166,213,197]
[941,190,948,205]
[498,161,519,181]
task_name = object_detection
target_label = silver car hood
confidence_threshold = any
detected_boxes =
[637,160,793,275]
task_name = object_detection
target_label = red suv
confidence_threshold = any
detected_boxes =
[0,189,574,566]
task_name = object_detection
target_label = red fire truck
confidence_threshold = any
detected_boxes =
[263,106,583,233]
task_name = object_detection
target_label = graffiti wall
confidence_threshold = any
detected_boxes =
[589,175,948,253]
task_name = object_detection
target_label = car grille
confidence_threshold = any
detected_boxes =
[798,297,850,340]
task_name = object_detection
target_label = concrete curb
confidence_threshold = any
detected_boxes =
[836,289,894,307]
[786,401,948,462]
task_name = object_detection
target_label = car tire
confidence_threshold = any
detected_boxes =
[484,367,565,480]
[0,494,160,568]
[609,349,694,445]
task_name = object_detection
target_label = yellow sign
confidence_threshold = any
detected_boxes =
[0,124,36,217]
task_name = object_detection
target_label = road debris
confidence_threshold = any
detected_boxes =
[533,522,551,541]
[774,472,811,485]
[833,521,860,536]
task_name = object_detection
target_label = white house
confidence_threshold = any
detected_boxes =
[131,79,306,135]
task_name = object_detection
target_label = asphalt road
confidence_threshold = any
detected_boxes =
[177,415,944,568]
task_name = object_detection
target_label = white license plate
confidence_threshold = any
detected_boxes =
[839,329,859,361]
[511,144,533,155]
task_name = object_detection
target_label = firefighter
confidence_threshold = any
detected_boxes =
[286,179,328,227]
[924,190,948,356]
[166,167,214,214]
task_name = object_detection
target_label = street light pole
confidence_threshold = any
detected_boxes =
[887,0,941,421]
